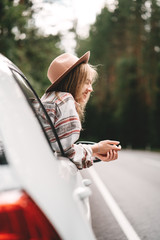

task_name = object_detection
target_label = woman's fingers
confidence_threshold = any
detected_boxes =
[113,150,118,160]
[110,144,121,151]
[108,150,118,161]
[107,140,120,145]
[92,140,121,157]
[109,150,113,159]
[95,150,118,162]
[99,140,121,153]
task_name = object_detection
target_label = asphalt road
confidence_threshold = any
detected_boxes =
[81,150,160,240]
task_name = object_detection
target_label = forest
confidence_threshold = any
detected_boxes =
[1,0,160,150]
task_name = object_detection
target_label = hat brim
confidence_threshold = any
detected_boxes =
[45,51,90,93]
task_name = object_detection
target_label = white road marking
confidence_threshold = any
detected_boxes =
[88,167,141,240]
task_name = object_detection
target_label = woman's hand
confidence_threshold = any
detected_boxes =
[94,150,118,162]
[91,140,121,162]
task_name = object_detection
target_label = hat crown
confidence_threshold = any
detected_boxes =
[48,53,78,84]
[46,51,90,92]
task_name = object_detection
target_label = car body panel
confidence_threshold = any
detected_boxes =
[0,54,96,240]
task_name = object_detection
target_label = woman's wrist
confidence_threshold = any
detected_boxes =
[91,143,100,155]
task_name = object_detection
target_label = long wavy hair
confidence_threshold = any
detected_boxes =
[52,63,98,121]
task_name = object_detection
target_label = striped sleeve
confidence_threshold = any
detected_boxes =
[41,92,93,169]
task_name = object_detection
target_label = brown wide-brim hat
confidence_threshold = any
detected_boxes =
[46,51,90,92]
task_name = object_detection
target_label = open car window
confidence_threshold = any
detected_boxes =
[10,69,65,157]
[11,70,53,148]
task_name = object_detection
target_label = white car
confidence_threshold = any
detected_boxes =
[0,54,96,240]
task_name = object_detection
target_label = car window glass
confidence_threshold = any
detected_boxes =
[10,70,64,155]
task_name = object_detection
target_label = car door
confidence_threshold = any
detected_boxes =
[0,54,96,240]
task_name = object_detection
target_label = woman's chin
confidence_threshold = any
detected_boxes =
[77,95,90,106]
[81,98,89,106]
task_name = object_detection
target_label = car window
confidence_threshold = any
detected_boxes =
[10,70,54,149]
[0,68,55,165]
[10,69,65,157]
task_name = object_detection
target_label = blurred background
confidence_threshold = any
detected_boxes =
[1,0,160,150]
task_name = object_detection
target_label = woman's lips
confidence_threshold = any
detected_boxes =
[83,91,89,98]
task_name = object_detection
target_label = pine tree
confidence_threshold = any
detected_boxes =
[0,0,62,96]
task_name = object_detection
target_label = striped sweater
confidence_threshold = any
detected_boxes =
[33,91,93,169]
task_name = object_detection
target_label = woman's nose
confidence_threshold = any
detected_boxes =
[88,84,93,92]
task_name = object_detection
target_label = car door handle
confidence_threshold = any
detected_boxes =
[82,178,92,187]
[74,187,92,200]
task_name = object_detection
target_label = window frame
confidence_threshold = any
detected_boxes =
[10,68,65,157]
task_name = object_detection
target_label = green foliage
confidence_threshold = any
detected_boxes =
[114,57,149,148]
[19,33,62,96]
[1,0,160,149]
[0,0,62,96]
[149,62,160,148]
[77,0,160,149]
[0,0,33,59]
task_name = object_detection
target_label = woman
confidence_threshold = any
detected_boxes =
[38,51,121,169]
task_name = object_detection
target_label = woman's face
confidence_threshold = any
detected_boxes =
[76,78,93,105]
